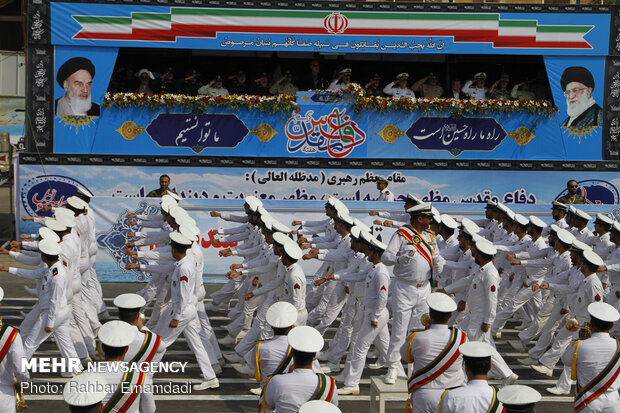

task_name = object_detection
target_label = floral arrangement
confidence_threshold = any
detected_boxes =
[103,84,558,118]
[103,92,296,114]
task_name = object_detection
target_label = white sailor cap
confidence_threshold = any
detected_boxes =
[272,221,291,234]
[583,249,604,267]
[514,214,529,227]
[426,292,457,313]
[505,209,516,221]
[179,224,200,241]
[529,216,547,229]
[337,213,354,226]
[350,225,362,239]
[288,325,324,353]
[461,223,479,238]
[571,239,592,252]
[45,218,67,233]
[359,230,373,243]
[54,207,74,219]
[369,237,387,251]
[475,238,497,256]
[486,200,498,208]
[459,341,493,358]
[326,197,338,208]
[395,73,409,80]
[266,301,298,328]
[63,372,107,407]
[549,223,560,234]
[406,202,433,215]
[587,302,620,322]
[245,196,262,212]
[574,209,592,221]
[612,221,620,233]
[406,194,421,204]
[161,194,176,204]
[283,240,303,260]
[77,186,94,198]
[56,213,76,228]
[98,320,135,348]
[0,287,4,302]
[176,215,198,230]
[272,232,290,246]
[460,218,480,234]
[552,200,568,211]
[471,234,483,243]
[262,215,274,231]
[375,175,388,183]
[168,206,188,220]
[555,228,575,245]
[113,293,146,310]
[333,199,349,215]
[161,198,177,213]
[595,213,613,226]
[67,196,87,210]
[166,191,181,202]
[441,214,459,230]
[257,206,270,218]
[497,385,541,410]
[39,227,60,243]
[353,218,371,234]
[339,68,352,75]
[169,231,193,246]
[299,400,341,413]
[568,205,577,215]
[431,207,441,224]
[495,202,508,213]
[39,239,62,256]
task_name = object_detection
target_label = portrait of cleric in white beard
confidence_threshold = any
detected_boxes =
[55,57,100,117]
[560,66,602,130]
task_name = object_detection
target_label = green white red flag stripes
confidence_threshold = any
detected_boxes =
[71,8,593,49]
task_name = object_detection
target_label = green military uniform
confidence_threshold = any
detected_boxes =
[557,194,587,204]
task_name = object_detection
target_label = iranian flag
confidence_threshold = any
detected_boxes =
[72,8,593,49]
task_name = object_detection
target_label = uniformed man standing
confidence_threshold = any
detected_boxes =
[557,180,587,205]
[565,302,620,412]
[115,293,168,413]
[263,326,338,412]
[400,293,466,413]
[240,301,298,395]
[438,342,502,413]
[375,176,395,202]
[382,202,444,384]
[0,287,30,412]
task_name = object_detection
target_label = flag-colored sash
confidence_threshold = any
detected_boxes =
[130,330,162,365]
[397,225,434,276]
[254,342,293,383]
[103,369,146,413]
[0,325,18,364]
[574,337,620,412]
[309,373,336,402]
[408,328,466,393]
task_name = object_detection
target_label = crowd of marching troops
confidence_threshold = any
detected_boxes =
[0,183,619,413]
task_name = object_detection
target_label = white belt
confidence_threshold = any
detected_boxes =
[396,278,428,288]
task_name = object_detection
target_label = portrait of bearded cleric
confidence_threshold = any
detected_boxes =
[55,57,100,117]
[560,66,602,131]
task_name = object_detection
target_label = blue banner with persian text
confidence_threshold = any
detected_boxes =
[54,91,601,160]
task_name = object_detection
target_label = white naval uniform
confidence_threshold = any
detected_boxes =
[75,213,102,335]
[538,273,605,371]
[439,380,501,413]
[382,82,415,98]
[458,262,513,380]
[124,325,167,413]
[245,335,292,389]
[382,228,444,372]
[0,327,29,413]
[564,332,620,412]
[400,325,466,413]
[153,255,216,381]
[341,263,391,387]
[377,188,395,202]
[94,362,141,413]
[461,81,488,100]
[10,261,78,362]
[264,369,338,413]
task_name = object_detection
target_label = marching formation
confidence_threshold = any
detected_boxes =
[0,188,619,413]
